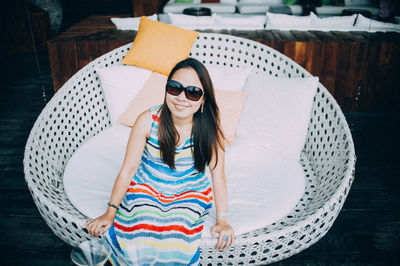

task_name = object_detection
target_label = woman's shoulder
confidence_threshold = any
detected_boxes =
[132,110,152,139]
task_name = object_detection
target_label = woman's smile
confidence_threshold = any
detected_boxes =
[173,102,189,110]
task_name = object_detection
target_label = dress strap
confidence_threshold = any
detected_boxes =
[148,104,162,133]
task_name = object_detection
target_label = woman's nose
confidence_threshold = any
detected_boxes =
[176,90,187,101]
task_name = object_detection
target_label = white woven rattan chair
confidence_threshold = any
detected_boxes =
[23,32,356,265]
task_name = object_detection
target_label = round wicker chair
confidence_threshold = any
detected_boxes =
[23,32,356,265]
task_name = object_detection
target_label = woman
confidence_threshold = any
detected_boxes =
[85,57,234,265]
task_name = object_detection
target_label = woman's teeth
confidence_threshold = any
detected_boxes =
[174,104,187,110]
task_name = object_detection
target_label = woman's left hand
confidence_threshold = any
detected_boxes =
[211,222,235,249]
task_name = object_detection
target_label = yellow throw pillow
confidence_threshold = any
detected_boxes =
[117,72,247,146]
[121,16,199,76]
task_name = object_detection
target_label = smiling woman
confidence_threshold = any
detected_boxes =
[86,57,234,265]
[160,58,225,173]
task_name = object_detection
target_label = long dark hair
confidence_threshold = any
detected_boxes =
[158,58,225,173]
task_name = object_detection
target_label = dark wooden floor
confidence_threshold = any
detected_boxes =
[1,50,399,266]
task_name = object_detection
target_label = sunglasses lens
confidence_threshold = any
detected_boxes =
[185,87,203,101]
[166,81,182,96]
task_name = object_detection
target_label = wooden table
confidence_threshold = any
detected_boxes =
[47,15,400,112]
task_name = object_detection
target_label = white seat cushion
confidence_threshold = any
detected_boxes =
[355,14,400,32]
[265,12,313,30]
[63,72,313,238]
[311,13,357,27]
[63,124,306,237]
[237,3,269,14]
[162,13,266,30]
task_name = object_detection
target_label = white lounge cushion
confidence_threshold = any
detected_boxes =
[239,0,283,4]
[237,3,269,14]
[286,4,378,16]
[64,124,132,221]
[311,13,357,27]
[63,123,306,238]
[265,12,313,30]
[344,0,372,6]
[316,5,379,16]
[285,4,301,15]
[355,14,400,32]
[63,71,316,238]
[221,0,238,3]
[264,11,392,32]
[168,12,216,26]
[96,66,152,125]
[166,13,266,30]
[163,0,236,14]
[212,13,266,29]
[111,14,158,30]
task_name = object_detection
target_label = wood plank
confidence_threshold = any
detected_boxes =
[290,30,310,42]
[52,41,78,91]
[3,248,75,266]
[360,42,379,111]
[0,216,67,249]
[0,192,41,217]
[334,42,351,111]
[343,189,400,210]
[330,31,356,42]
[309,30,337,41]
[318,41,338,95]
[278,30,297,41]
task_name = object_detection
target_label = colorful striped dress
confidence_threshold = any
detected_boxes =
[105,104,213,265]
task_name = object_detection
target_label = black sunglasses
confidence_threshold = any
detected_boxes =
[166,80,204,101]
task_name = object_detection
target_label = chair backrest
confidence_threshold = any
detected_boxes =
[190,33,310,79]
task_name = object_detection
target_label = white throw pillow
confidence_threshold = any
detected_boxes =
[212,13,266,27]
[205,65,252,91]
[311,12,357,27]
[111,14,158,30]
[221,0,238,3]
[344,0,371,6]
[265,12,313,29]
[164,1,236,14]
[355,14,400,30]
[168,12,215,26]
[240,0,283,4]
[237,4,270,14]
[96,66,153,125]
[237,71,318,159]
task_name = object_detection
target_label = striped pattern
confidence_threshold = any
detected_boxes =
[106,104,213,265]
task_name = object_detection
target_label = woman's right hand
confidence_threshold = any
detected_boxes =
[85,211,115,237]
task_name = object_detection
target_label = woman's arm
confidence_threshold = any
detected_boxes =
[86,110,151,237]
[209,144,235,249]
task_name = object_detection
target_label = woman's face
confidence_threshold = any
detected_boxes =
[166,67,204,120]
